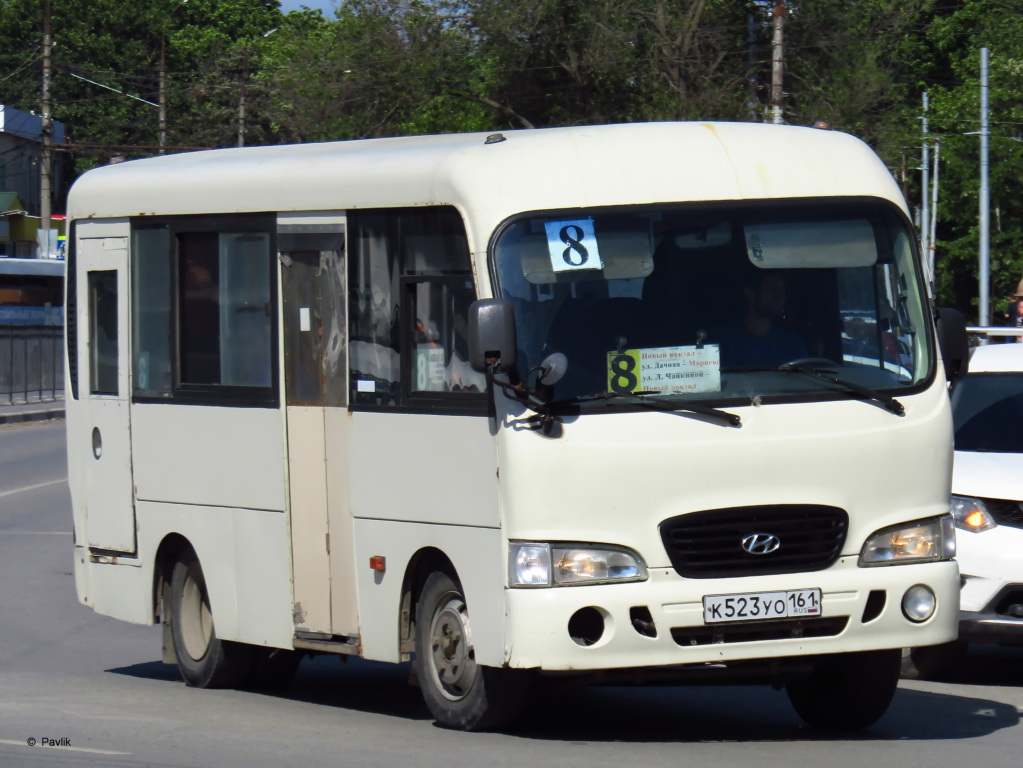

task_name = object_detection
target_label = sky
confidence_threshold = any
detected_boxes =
[279,0,337,15]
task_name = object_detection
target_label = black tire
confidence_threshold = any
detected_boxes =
[786,649,901,730]
[901,642,966,681]
[415,570,530,731]
[168,551,256,688]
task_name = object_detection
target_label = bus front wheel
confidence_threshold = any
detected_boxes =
[785,649,901,730]
[415,570,529,731]
[168,551,255,688]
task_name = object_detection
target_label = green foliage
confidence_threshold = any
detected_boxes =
[0,0,283,173]
[913,0,1023,318]
[2,0,1023,316]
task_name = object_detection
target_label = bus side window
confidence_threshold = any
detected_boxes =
[133,227,173,398]
[131,215,277,406]
[88,271,119,395]
[281,245,346,407]
[409,279,485,394]
[348,211,401,405]
[178,231,273,389]
[348,206,483,409]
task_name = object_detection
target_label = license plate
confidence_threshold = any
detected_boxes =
[702,588,822,624]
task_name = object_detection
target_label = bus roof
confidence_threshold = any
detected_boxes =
[67,122,906,251]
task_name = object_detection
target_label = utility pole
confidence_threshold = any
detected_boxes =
[159,40,167,153]
[237,85,246,148]
[770,0,785,124]
[929,138,940,286]
[41,0,52,231]
[979,47,990,328]
[921,92,930,280]
[237,54,248,148]
[746,4,758,121]
[160,1,188,154]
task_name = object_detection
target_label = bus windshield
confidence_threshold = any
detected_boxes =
[493,199,933,407]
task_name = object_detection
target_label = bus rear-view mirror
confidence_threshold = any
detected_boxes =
[469,299,517,373]
[936,307,969,383]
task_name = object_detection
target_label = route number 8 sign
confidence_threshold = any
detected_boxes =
[544,218,603,273]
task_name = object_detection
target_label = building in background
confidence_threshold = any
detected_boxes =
[1,104,66,259]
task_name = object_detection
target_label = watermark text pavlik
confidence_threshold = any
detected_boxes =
[26,737,72,747]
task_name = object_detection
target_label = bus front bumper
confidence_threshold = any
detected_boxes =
[502,557,959,671]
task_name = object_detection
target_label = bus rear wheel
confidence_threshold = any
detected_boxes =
[168,551,255,688]
[785,649,901,730]
[415,570,529,731]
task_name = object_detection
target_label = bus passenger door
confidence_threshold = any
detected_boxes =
[279,216,357,639]
[75,234,135,554]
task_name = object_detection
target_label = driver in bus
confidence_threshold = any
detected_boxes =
[712,269,806,369]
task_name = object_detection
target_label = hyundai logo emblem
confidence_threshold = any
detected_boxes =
[741,533,781,555]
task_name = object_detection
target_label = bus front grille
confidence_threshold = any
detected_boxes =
[659,505,848,578]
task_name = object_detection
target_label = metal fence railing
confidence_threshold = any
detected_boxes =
[0,325,65,405]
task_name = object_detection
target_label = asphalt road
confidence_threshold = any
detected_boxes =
[1,421,1021,767]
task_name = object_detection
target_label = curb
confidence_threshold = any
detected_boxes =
[0,408,65,426]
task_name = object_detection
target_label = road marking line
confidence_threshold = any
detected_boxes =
[0,738,131,756]
[0,478,67,499]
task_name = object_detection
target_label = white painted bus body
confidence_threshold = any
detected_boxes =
[65,122,957,682]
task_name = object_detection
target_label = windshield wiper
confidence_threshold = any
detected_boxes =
[569,391,741,427]
[778,362,905,416]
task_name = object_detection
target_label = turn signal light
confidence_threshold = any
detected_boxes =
[951,496,997,533]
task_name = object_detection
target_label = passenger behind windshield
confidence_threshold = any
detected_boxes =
[711,269,806,369]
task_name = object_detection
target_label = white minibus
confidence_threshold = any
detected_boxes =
[65,122,968,731]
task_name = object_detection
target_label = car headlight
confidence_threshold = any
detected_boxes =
[509,542,648,587]
[859,516,956,566]
[951,495,998,533]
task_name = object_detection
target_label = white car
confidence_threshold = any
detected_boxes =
[952,342,1023,638]
[905,341,1023,677]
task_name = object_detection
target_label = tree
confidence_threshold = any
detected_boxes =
[916,0,1023,320]
[464,1,754,129]
[0,0,1018,321]
[259,1,498,141]
[0,0,283,174]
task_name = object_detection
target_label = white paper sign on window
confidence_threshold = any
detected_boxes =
[543,218,603,274]
[415,346,447,391]
[606,344,721,395]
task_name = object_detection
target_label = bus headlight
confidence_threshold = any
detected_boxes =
[859,516,956,566]
[509,543,648,587]
[951,495,998,533]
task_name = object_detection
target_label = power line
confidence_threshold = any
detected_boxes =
[0,48,42,84]
[68,72,158,108]
[50,141,211,154]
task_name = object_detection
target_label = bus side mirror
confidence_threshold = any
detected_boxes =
[469,299,517,373]
[936,307,969,383]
